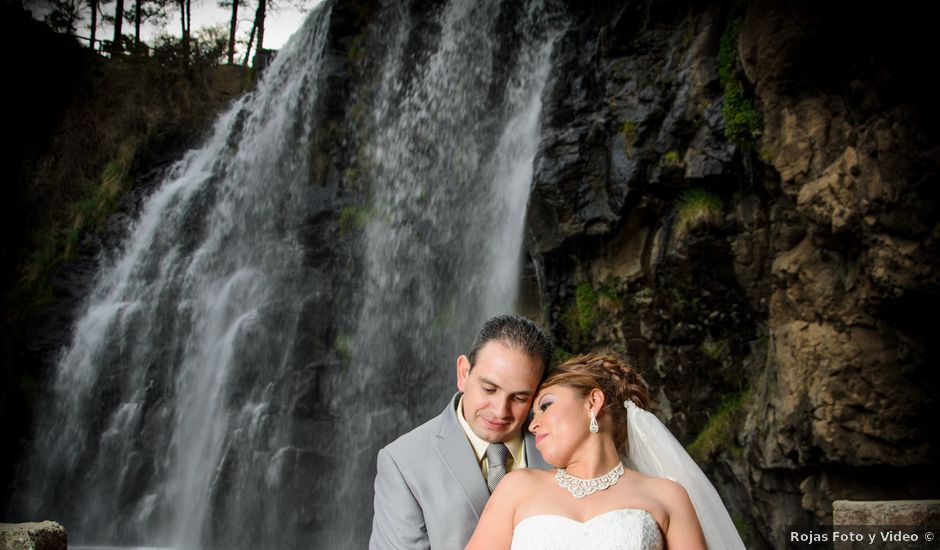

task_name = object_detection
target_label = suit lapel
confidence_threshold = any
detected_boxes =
[524,431,552,470]
[434,393,489,519]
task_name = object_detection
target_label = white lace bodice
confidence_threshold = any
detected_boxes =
[510,508,663,550]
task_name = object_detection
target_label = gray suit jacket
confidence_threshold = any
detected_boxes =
[369,392,551,550]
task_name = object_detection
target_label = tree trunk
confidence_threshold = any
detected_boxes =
[134,0,142,50]
[89,0,97,49]
[112,0,124,54]
[179,0,191,64]
[255,0,265,56]
[242,16,257,66]
[228,0,238,64]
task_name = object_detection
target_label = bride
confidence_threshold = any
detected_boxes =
[464,353,746,550]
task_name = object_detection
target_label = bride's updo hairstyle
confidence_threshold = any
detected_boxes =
[540,353,650,450]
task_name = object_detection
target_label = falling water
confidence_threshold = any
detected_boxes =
[21,0,561,548]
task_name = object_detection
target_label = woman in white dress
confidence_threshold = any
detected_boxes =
[465,353,745,550]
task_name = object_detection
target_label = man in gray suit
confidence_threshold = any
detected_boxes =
[370,314,554,550]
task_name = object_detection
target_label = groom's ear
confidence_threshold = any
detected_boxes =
[456,355,471,391]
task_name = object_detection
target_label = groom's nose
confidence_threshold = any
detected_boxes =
[492,397,511,418]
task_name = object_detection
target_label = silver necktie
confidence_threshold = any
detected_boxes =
[486,442,510,493]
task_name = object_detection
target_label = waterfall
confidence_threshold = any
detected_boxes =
[21,0,561,548]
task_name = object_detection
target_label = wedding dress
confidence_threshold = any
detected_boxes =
[510,402,745,550]
[511,508,663,550]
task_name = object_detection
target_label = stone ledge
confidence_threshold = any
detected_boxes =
[833,500,940,526]
[0,521,67,550]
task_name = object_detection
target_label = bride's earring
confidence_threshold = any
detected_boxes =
[589,410,599,433]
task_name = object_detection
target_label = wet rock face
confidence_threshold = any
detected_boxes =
[530,0,750,432]
[528,0,939,547]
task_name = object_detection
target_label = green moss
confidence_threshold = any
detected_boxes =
[701,338,729,361]
[718,18,762,150]
[63,143,135,259]
[687,391,749,462]
[676,188,724,235]
[575,283,598,333]
[561,301,582,345]
[678,188,723,214]
[332,331,353,366]
[621,119,638,157]
[311,149,331,183]
[759,145,774,164]
[338,205,373,236]
[670,286,703,318]
[15,141,138,317]
[343,167,359,186]
[717,18,739,87]
[632,287,654,307]
[663,150,683,167]
[597,281,623,307]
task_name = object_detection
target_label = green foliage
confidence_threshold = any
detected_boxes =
[670,285,703,318]
[678,188,723,216]
[759,146,774,164]
[10,45,247,322]
[632,287,654,307]
[687,391,749,462]
[718,18,762,150]
[717,18,740,87]
[560,283,601,350]
[663,150,683,167]
[722,82,762,150]
[44,0,83,34]
[152,26,228,71]
[597,281,622,304]
[575,283,598,333]
[676,188,724,235]
[18,140,137,314]
[561,301,582,345]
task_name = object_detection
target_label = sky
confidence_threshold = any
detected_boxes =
[28,0,323,56]
[154,0,323,52]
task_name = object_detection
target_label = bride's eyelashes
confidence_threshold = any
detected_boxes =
[537,396,554,412]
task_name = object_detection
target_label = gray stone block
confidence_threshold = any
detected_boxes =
[0,521,67,550]
[833,499,940,526]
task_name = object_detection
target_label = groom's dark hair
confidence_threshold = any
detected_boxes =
[467,314,553,372]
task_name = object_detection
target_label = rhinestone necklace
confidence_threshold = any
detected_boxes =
[555,462,624,498]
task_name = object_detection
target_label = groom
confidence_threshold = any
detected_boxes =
[369,314,554,550]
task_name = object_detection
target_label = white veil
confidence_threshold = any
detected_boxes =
[622,401,746,550]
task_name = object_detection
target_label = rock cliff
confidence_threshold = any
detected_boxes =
[527,0,939,546]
